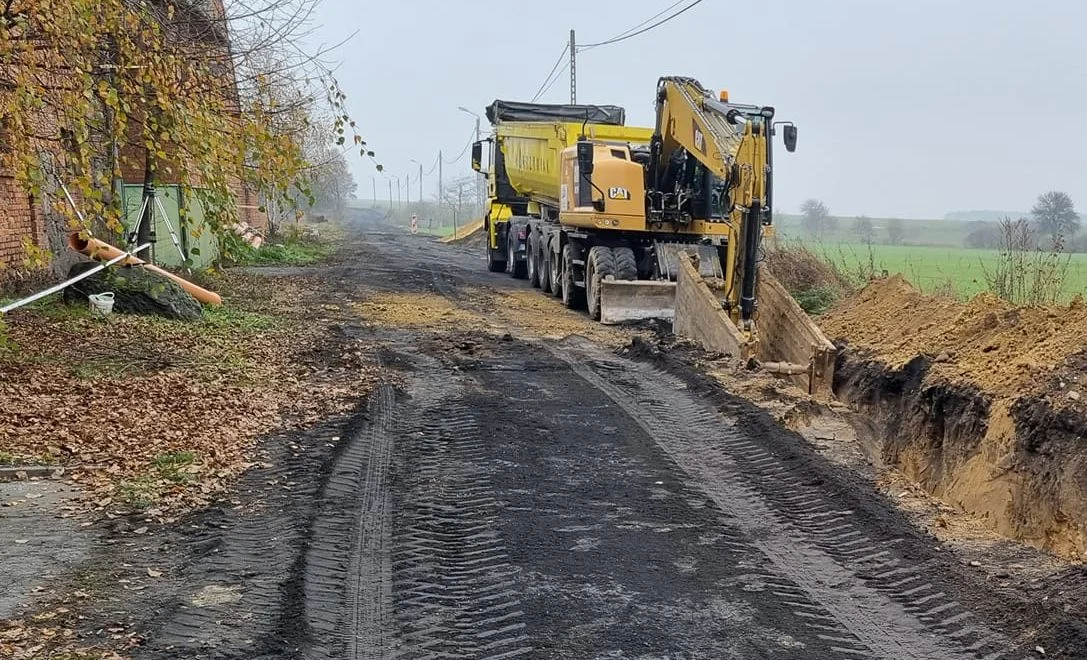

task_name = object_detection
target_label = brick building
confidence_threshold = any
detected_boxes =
[0,0,264,273]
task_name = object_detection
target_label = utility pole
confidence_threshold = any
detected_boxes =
[397,177,402,210]
[417,162,423,206]
[405,175,410,205]
[438,150,443,225]
[569,29,577,104]
[388,179,393,211]
[459,106,486,216]
[371,177,377,207]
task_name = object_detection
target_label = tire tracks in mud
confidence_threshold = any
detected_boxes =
[299,383,396,660]
[300,347,530,659]
[390,400,531,659]
[337,233,1018,658]
[554,339,1015,660]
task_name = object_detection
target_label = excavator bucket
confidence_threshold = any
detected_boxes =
[599,242,724,325]
[600,280,677,324]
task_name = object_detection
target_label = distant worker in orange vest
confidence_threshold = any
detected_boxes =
[410,214,418,235]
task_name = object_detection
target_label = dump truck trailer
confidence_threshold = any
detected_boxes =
[471,77,799,343]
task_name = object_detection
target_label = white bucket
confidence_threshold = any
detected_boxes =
[88,292,115,317]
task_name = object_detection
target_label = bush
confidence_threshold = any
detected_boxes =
[763,241,852,294]
[981,217,1070,305]
[763,240,854,315]
[792,286,841,315]
[224,228,334,267]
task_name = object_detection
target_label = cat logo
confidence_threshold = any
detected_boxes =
[608,186,631,200]
[693,119,707,154]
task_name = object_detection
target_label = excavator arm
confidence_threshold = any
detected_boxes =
[649,76,787,331]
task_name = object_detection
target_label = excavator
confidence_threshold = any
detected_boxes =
[471,76,798,345]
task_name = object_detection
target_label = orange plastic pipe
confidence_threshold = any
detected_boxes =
[68,234,223,306]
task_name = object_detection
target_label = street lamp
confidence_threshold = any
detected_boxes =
[409,158,424,204]
[458,106,484,212]
[458,106,481,139]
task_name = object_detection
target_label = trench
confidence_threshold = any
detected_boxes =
[834,351,1087,560]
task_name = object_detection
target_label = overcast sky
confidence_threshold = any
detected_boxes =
[303,0,1087,219]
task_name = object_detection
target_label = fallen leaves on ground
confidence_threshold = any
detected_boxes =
[0,269,380,518]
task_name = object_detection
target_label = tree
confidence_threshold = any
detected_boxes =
[1031,191,1079,245]
[852,215,874,243]
[886,218,904,245]
[0,0,375,264]
[440,176,479,229]
[300,139,357,216]
[824,215,840,235]
[800,199,829,239]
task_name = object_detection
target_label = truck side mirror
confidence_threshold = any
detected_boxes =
[783,125,797,153]
[471,141,483,172]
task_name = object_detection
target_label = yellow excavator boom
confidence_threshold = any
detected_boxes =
[648,76,793,334]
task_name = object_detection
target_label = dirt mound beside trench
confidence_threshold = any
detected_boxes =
[822,275,1087,559]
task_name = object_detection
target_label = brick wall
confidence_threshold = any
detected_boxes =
[0,173,41,268]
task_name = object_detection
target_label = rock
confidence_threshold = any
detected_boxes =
[935,351,952,363]
[64,261,202,321]
[1068,391,1081,402]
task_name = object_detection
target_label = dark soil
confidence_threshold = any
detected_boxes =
[24,213,1087,659]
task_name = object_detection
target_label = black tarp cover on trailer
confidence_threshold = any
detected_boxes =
[485,100,626,126]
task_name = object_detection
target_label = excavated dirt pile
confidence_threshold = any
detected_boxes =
[822,275,1087,559]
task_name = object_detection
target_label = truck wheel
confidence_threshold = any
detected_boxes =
[613,247,638,281]
[549,242,563,299]
[561,244,585,310]
[539,243,552,293]
[527,234,541,288]
[508,235,527,279]
[487,245,506,273]
[586,246,616,321]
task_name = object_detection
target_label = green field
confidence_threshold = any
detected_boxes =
[807,241,1087,300]
[774,214,973,247]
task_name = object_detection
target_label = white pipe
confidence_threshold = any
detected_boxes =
[0,242,151,314]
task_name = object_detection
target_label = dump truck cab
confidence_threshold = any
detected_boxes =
[472,127,529,274]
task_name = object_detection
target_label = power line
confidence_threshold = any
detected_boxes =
[531,44,570,102]
[536,63,570,103]
[578,0,706,49]
[579,0,688,51]
[443,126,478,164]
[422,152,440,176]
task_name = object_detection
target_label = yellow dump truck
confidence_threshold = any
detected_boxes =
[471,77,798,337]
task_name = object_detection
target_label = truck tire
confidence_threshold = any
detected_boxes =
[527,233,541,288]
[561,244,585,310]
[613,247,638,281]
[586,246,616,321]
[549,241,563,299]
[539,244,552,293]
[508,234,527,279]
[487,245,506,273]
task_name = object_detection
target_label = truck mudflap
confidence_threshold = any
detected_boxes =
[599,279,677,325]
